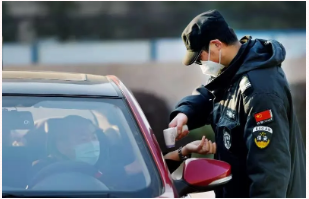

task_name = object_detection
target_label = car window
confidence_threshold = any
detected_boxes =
[2,96,162,198]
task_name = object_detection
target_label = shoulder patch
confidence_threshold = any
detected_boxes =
[253,126,273,149]
[239,75,252,94]
[254,109,274,125]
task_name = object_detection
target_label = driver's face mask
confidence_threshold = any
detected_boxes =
[74,140,100,165]
[196,45,226,77]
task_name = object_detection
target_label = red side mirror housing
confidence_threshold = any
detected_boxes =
[184,158,231,186]
[171,158,232,197]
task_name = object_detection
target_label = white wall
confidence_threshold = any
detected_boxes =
[156,38,186,62]
[3,44,32,65]
[3,31,306,65]
[39,41,150,64]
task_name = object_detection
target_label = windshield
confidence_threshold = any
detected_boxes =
[2,96,162,198]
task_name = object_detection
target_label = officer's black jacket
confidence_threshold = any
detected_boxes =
[170,36,306,198]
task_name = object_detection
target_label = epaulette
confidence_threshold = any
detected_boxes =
[240,35,252,44]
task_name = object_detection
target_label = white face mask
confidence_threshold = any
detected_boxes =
[198,45,226,77]
[74,140,100,165]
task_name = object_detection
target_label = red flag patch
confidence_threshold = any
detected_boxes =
[254,110,273,124]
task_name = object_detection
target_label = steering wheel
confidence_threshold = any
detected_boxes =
[28,161,108,191]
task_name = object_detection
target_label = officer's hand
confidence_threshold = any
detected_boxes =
[183,136,217,155]
[169,113,189,141]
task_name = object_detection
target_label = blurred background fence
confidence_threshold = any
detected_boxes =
[2,30,306,65]
[2,1,306,154]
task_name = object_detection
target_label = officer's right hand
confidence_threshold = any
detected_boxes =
[169,113,189,141]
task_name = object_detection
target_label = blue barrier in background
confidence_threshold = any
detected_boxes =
[149,39,157,61]
[3,30,306,65]
[31,41,39,64]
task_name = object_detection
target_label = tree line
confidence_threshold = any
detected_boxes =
[3,1,306,42]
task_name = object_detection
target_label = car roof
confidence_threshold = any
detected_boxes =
[2,71,121,97]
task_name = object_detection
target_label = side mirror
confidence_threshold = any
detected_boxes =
[172,158,231,197]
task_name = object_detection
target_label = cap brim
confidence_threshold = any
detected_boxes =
[182,50,201,66]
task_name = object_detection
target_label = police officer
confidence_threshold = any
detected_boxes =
[169,10,306,198]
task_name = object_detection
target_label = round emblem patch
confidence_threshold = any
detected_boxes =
[223,129,231,150]
[252,126,273,149]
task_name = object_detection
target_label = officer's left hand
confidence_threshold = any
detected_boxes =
[169,113,189,141]
[183,136,217,155]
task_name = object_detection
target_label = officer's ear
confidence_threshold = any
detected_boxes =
[209,39,223,51]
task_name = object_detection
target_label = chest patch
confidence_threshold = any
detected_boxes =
[226,109,236,120]
[223,129,232,150]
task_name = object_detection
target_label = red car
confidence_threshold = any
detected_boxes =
[2,71,231,198]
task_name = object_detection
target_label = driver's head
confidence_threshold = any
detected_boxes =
[48,115,100,165]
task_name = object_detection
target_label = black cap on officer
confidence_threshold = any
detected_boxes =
[181,10,231,66]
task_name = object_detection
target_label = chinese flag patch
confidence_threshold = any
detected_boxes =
[254,110,273,124]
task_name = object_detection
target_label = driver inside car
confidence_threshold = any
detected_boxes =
[27,114,217,191]
[27,115,126,189]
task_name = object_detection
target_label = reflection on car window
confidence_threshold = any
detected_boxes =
[4,130,28,146]
[2,97,161,197]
